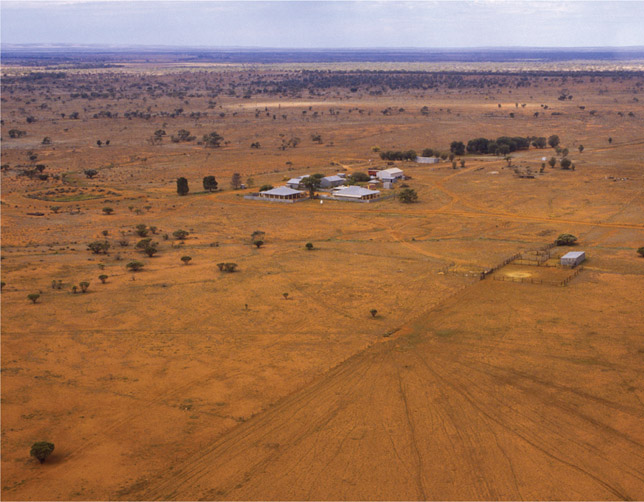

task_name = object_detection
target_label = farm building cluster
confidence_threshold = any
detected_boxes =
[245,168,406,203]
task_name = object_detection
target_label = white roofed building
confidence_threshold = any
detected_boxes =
[259,186,306,201]
[320,175,345,188]
[333,186,380,201]
[376,167,404,182]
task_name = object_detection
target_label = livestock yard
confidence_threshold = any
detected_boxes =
[1,54,644,500]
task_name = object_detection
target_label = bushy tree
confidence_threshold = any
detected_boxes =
[135,224,148,237]
[102,207,114,215]
[398,188,418,203]
[532,137,547,149]
[305,242,314,250]
[555,233,578,246]
[126,261,144,272]
[548,135,560,148]
[28,293,40,304]
[84,169,98,179]
[181,256,192,265]
[98,274,108,284]
[216,262,238,273]
[87,241,110,255]
[349,172,370,183]
[202,131,224,148]
[203,176,218,192]
[176,177,189,196]
[560,158,572,170]
[173,229,189,240]
[260,184,274,192]
[637,247,644,257]
[370,309,378,318]
[450,141,465,156]
[30,442,54,464]
[301,174,323,197]
[231,173,242,190]
[79,281,90,293]
[254,240,264,248]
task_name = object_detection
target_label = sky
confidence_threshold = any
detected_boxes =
[2,0,644,48]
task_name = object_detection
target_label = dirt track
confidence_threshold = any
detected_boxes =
[134,279,644,501]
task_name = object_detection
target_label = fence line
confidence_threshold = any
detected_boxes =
[493,265,584,287]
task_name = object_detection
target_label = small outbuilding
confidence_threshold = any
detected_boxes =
[377,167,404,182]
[560,251,586,267]
[286,176,308,189]
[416,156,439,164]
[333,186,380,201]
[320,175,345,188]
[259,186,306,201]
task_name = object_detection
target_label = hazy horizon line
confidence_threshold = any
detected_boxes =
[4,44,644,50]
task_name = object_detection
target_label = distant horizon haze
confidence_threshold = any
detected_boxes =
[2,1,643,49]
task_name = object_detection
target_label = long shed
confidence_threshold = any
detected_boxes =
[560,251,586,267]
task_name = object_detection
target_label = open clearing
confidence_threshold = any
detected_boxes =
[2,60,644,500]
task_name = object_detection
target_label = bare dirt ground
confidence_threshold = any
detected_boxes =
[2,61,644,500]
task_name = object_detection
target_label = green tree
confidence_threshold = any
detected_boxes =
[231,173,242,190]
[84,169,98,179]
[30,442,55,464]
[398,188,418,203]
[349,172,370,183]
[305,242,314,250]
[135,224,148,237]
[301,174,323,197]
[637,247,644,257]
[79,281,90,293]
[450,141,465,156]
[370,309,378,318]
[202,131,224,148]
[102,207,114,215]
[176,177,189,196]
[181,256,192,265]
[203,176,218,192]
[173,229,189,240]
[87,241,110,255]
[560,158,572,170]
[28,293,40,304]
[555,233,578,246]
[126,261,144,272]
[532,137,547,149]
[548,135,560,149]
[99,274,108,284]
[578,144,584,153]
[253,240,264,248]
[548,157,557,169]
[260,184,274,192]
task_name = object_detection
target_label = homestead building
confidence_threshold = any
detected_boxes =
[259,186,306,202]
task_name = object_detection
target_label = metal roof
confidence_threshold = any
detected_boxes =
[561,251,585,259]
[322,175,344,182]
[261,186,304,196]
[334,186,380,198]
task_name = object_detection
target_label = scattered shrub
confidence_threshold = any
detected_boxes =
[28,293,40,304]
[398,188,418,203]
[30,442,55,464]
[555,233,578,246]
[126,261,144,272]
